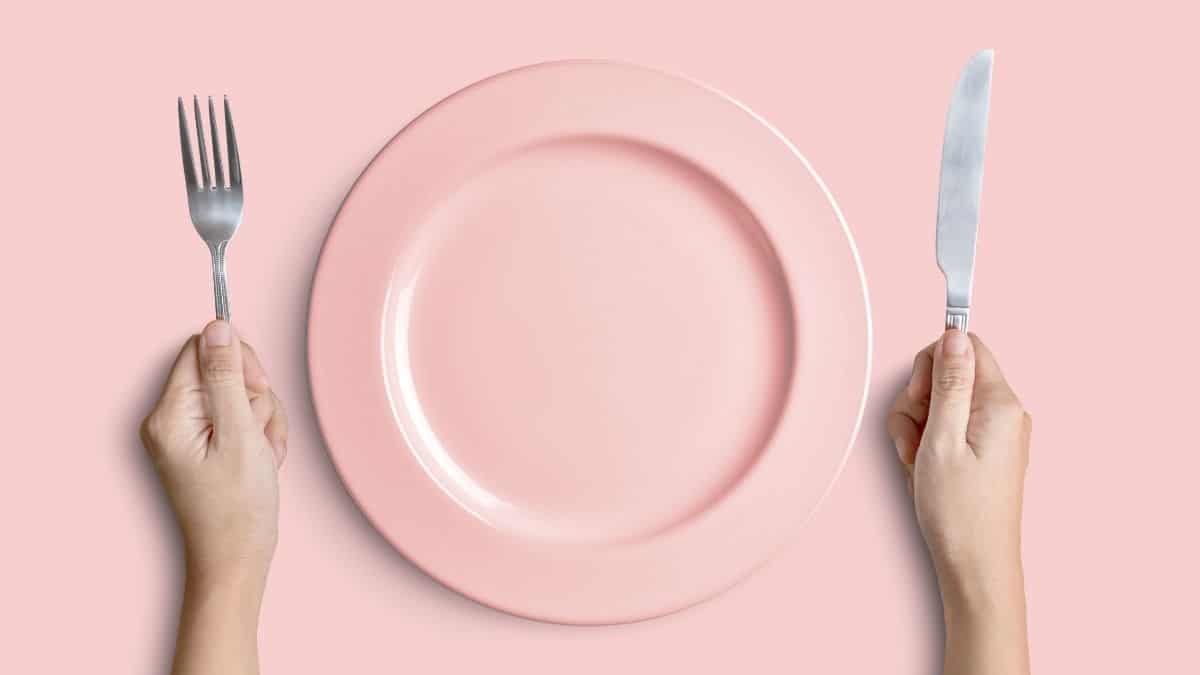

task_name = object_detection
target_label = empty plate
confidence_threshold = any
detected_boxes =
[308,61,870,624]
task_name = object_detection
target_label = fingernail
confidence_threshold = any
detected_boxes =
[943,329,969,356]
[203,321,232,347]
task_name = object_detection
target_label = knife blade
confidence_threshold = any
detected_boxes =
[936,49,993,332]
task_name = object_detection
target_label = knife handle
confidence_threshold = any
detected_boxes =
[945,307,969,332]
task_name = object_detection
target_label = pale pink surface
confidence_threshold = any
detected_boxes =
[408,137,790,541]
[2,0,1197,672]
[307,62,868,623]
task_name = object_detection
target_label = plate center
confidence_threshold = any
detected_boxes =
[391,137,793,543]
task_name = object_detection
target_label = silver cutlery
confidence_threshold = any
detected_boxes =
[177,95,243,321]
[936,50,993,332]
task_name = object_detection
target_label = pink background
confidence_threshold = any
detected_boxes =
[3,0,1197,672]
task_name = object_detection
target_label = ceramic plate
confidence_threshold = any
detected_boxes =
[309,61,870,624]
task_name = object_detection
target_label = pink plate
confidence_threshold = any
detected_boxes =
[308,61,871,624]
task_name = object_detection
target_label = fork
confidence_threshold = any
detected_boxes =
[177,95,243,321]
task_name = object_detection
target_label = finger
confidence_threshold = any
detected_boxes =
[265,391,289,468]
[239,339,273,428]
[892,345,935,428]
[887,341,936,465]
[199,320,254,427]
[163,335,201,393]
[240,340,271,394]
[924,329,976,452]
[887,410,921,465]
[911,340,937,398]
[968,333,1020,405]
[249,385,275,429]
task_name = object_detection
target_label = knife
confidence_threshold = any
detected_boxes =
[936,49,993,332]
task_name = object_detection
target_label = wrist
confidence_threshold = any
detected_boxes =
[184,555,270,606]
[182,572,267,630]
[936,555,1026,626]
[174,555,267,674]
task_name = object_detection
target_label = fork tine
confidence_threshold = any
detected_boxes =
[193,95,211,188]
[208,96,225,189]
[177,98,198,190]
[224,96,241,186]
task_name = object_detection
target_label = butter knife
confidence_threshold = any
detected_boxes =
[937,49,993,332]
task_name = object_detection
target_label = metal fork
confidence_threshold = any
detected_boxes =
[177,95,243,320]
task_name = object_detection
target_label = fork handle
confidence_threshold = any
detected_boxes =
[209,242,231,321]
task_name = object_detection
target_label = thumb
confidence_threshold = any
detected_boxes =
[925,329,976,451]
[199,320,253,427]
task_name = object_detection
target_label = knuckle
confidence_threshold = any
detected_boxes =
[935,367,972,393]
[910,352,926,377]
[139,415,154,444]
[247,387,268,406]
[140,412,163,451]
[203,356,240,383]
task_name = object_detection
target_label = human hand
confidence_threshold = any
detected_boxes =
[887,330,1031,596]
[888,330,1031,675]
[141,321,288,589]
